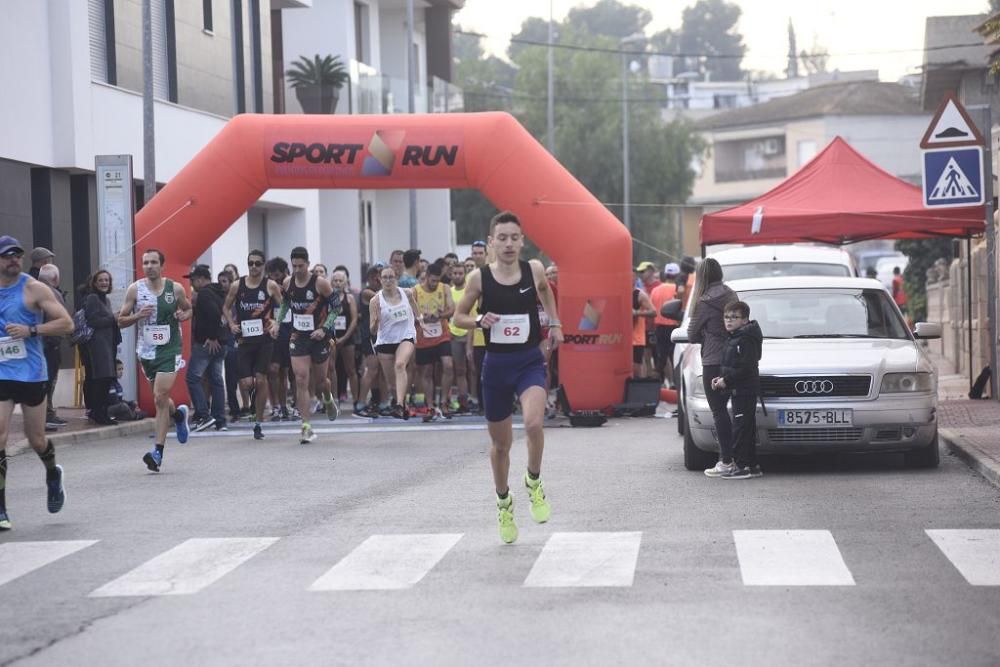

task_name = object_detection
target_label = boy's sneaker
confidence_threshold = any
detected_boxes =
[0,510,11,531]
[496,495,518,544]
[142,449,162,472]
[721,465,753,480]
[325,398,340,422]
[174,405,190,443]
[524,473,551,523]
[378,404,395,417]
[704,460,735,478]
[192,416,215,432]
[749,464,763,478]
[269,407,282,422]
[46,465,66,514]
[390,404,409,420]
[299,424,316,444]
[213,421,228,432]
[253,424,264,440]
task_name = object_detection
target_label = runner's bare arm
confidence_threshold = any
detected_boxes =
[369,294,380,336]
[532,259,563,344]
[318,277,342,331]
[636,290,655,318]
[223,280,241,334]
[117,283,146,328]
[275,277,292,322]
[453,269,482,329]
[342,293,358,340]
[441,285,455,320]
[8,282,73,338]
[174,284,192,321]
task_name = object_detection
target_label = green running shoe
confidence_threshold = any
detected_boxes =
[524,473,551,523]
[497,495,518,544]
[300,423,316,444]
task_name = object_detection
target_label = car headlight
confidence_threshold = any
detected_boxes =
[880,372,934,393]
[691,375,706,397]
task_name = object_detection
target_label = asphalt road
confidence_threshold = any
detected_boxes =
[1,415,998,666]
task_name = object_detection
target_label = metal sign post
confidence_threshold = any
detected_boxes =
[95,155,137,401]
[969,105,999,401]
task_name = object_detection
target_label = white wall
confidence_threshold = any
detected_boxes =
[280,0,356,115]
[824,115,931,178]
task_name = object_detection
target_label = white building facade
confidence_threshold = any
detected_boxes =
[0,0,463,405]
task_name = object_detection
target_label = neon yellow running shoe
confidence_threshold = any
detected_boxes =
[497,495,518,544]
[524,473,551,523]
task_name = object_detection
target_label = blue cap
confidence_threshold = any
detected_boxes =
[0,236,25,256]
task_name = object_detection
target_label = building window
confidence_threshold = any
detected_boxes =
[354,2,370,65]
[203,0,213,32]
[715,136,786,182]
[88,0,116,84]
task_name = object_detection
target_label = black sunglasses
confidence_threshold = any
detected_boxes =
[1,251,23,259]
[248,260,264,267]
[471,241,487,248]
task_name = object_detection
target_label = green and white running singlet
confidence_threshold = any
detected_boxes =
[135,278,183,380]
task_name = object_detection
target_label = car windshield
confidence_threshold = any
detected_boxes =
[738,288,911,340]
[723,262,852,280]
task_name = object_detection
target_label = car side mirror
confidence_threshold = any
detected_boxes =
[660,298,683,321]
[671,327,688,343]
[914,322,942,339]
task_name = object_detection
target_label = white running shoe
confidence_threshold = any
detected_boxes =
[704,460,736,478]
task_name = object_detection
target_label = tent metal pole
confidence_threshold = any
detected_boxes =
[968,236,974,392]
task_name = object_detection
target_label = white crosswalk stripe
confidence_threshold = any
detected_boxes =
[0,540,98,587]
[734,530,856,586]
[89,538,278,597]
[926,529,1000,586]
[310,534,463,591]
[523,532,643,588]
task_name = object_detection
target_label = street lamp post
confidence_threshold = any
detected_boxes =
[620,33,644,234]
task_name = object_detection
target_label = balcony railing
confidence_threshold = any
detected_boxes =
[347,60,463,115]
[715,166,786,183]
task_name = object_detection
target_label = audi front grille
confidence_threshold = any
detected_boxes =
[759,375,872,398]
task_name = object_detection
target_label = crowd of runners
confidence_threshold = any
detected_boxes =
[0,211,565,543]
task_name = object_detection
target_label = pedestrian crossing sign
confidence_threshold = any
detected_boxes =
[922,146,984,208]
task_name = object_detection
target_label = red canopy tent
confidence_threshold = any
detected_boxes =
[700,136,985,246]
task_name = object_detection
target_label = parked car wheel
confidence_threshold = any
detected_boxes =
[903,431,940,469]
[683,414,716,471]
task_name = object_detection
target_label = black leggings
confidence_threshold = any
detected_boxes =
[701,364,734,462]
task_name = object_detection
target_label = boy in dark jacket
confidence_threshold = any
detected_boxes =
[711,301,763,479]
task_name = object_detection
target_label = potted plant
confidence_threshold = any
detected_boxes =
[286,54,349,114]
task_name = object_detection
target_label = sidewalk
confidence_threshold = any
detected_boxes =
[5,406,152,457]
[927,348,1000,489]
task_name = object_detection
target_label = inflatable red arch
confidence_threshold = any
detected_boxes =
[134,112,632,412]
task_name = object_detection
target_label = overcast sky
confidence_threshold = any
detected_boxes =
[454,0,990,81]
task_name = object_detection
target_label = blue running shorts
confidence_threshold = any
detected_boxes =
[481,346,546,422]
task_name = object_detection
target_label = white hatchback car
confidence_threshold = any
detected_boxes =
[671,276,941,470]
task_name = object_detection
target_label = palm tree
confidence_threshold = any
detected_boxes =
[286,54,349,114]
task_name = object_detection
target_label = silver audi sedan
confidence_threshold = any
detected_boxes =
[671,276,941,470]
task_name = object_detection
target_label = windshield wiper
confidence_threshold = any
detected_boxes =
[791,334,880,339]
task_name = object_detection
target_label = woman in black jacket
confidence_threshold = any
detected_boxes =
[687,257,738,476]
[79,270,122,425]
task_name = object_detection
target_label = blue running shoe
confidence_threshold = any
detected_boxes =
[174,405,190,444]
[47,465,65,514]
[143,449,162,472]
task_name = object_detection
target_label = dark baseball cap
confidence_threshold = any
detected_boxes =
[183,264,212,280]
[0,236,25,256]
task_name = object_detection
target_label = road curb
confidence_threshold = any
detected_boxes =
[7,421,154,457]
[940,427,1000,490]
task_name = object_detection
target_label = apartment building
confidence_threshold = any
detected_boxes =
[0,0,464,300]
[680,80,930,256]
[0,0,463,403]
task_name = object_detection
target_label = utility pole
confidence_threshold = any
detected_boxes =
[142,0,155,205]
[971,105,999,400]
[621,48,630,233]
[406,0,418,249]
[546,0,555,155]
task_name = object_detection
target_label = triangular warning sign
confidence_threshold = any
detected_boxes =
[928,157,979,200]
[920,94,984,148]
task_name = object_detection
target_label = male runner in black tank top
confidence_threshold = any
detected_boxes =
[223,249,283,440]
[454,211,563,545]
[275,247,342,444]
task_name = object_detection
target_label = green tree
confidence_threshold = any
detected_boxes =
[665,0,746,81]
[565,0,652,40]
[895,238,954,322]
[451,5,704,257]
